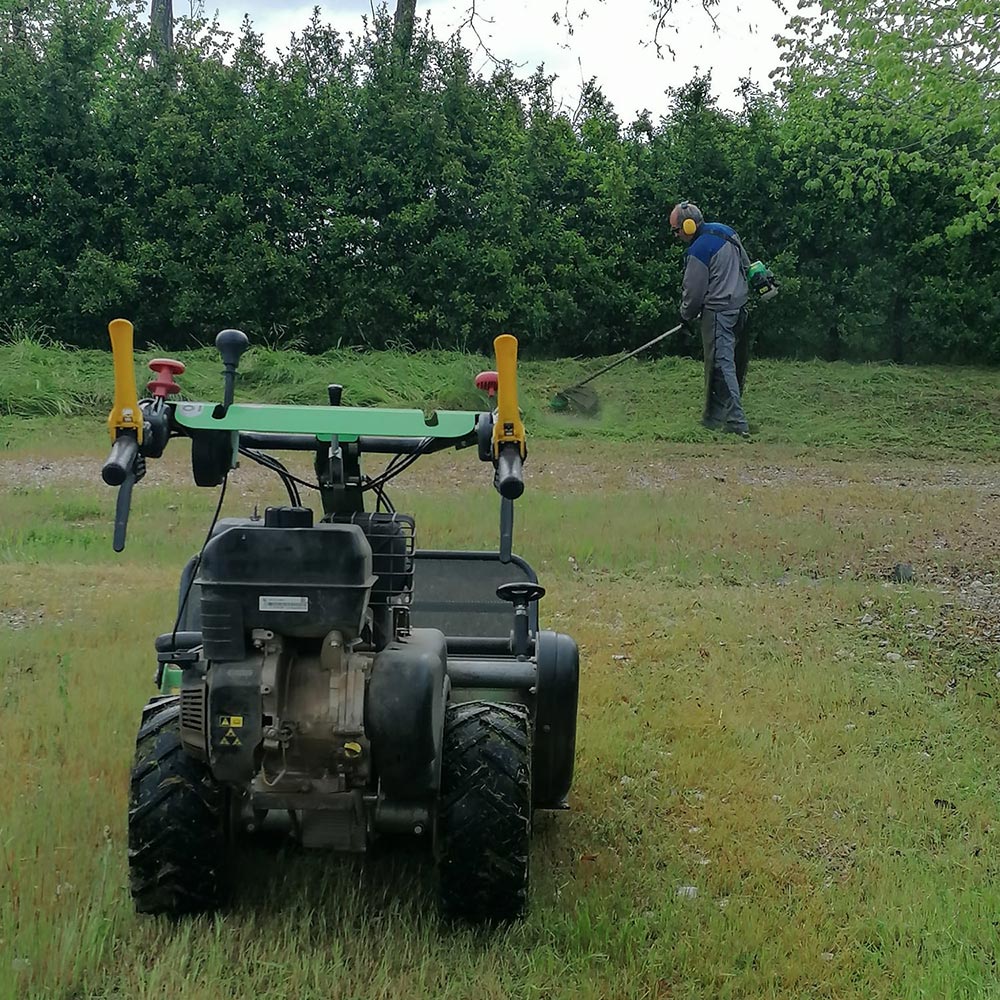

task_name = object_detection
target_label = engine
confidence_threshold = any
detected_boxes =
[179,507,446,851]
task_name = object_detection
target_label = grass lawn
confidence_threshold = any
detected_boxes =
[2,343,1000,998]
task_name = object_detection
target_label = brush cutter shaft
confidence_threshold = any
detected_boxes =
[567,324,683,391]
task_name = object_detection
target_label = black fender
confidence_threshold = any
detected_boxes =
[532,630,579,808]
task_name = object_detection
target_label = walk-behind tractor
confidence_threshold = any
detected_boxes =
[100,320,580,923]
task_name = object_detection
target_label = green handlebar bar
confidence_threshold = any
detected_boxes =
[172,401,479,444]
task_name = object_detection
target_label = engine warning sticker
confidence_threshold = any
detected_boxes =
[259,595,309,612]
[218,716,244,746]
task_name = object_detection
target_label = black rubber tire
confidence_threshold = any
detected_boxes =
[127,695,229,916]
[437,701,532,922]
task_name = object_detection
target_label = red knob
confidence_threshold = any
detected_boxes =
[475,370,498,398]
[147,358,185,399]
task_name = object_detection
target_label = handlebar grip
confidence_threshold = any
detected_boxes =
[496,447,524,500]
[102,435,138,486]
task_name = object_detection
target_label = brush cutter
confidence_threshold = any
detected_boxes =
[550,323,684,415]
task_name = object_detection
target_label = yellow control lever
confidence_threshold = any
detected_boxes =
[492,333,526,458]
[107,318,143,444]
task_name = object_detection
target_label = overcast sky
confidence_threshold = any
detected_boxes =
[200,0,790,120]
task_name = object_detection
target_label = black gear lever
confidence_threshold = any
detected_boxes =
[496,582,545,658]
[216,329,249,416]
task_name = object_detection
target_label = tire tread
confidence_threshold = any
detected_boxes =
[127,696,228,915]
[438,701,531,921]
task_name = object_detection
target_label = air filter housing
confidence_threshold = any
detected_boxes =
[195,521,375,660]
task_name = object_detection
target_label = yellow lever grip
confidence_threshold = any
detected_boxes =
[107,318,143,444]
[492,333,525,458]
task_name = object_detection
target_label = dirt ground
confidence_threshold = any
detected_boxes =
[4,438,1000,624]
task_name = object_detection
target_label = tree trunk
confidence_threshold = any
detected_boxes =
[826,324,841,362]
[891,291,905,364]
[150,0,173,62]
[393,0,416,55]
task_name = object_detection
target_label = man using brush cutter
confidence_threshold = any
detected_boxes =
[670,200,752,437]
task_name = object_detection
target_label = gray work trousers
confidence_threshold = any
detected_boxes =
[701,307,749,433]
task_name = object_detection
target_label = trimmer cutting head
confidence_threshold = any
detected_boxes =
[550,384,600,415]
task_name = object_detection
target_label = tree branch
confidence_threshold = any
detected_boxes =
[452,0,508,67]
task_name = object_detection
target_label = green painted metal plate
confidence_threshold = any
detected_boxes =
[173,402,479,442]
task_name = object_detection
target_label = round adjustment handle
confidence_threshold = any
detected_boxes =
[147,358,185,399]
[216,328,250,366]
[475,370,499,398]
[496,582,546,605]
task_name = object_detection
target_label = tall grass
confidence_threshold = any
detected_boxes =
[2,337,999,455]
